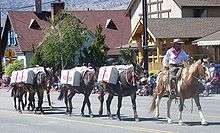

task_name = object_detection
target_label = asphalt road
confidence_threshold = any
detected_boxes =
[0,89,220,133]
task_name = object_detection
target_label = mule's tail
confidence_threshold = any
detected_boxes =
[11,87,16,97]
[58,88,65,101]
[149,94,157,112]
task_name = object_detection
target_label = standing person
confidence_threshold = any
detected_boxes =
[209,62,216,79]
[162,39,189,97]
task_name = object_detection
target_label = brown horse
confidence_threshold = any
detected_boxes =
[58,69,96,117]
[150,60,210,125]
[98,70,139,121]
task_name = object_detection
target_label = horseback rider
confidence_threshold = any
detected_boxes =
[162,39,189,97]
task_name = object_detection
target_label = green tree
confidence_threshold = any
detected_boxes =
[118,48,133,64]
[4,59,23,76]
[32,11,88,71]
[83,25,107,67]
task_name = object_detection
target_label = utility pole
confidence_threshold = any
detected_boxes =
[142,0,149,76]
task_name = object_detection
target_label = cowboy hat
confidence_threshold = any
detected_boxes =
[171,39,184,44]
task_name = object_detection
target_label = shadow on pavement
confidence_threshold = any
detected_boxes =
[121,117,166,122]
[185,121,220,126]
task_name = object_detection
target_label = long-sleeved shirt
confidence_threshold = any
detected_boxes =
[163,48,189,67]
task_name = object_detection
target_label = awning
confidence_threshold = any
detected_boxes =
[196,40,220,46]
[193,30,220,46]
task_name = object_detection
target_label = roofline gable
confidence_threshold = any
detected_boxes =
[126,0,141,16]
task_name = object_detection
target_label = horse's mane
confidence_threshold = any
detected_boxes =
[182,59,202,81]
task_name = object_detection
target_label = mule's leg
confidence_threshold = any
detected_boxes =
[14,95,17,110]
[21,92,26,111]
[81,94,87,116]
[18,94,22,113]
[68,91,75,116]
[131,93,139,121]
[178,98,185,125]
[46,88,52,108]
[86,94,93,118]
[64,89,69,114]
[194,96,207,125]
[36,90,44,114]
[167,98,173,124]
[116,96,123,121]
[98,90,105,116]
[106,93,114,119]
[28,92,35,111]
[24,92,27,108]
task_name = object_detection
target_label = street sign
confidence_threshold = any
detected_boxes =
[5,49,15,58]
[5,49,15,64]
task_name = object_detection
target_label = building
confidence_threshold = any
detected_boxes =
[0,0,130,68]
[126,0,220,72]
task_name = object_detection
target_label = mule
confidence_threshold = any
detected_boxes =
[12,68,54,114]
[149,60,210,125]
[11,83,28,113]
[58,69,96,117]
[98,70,139,121]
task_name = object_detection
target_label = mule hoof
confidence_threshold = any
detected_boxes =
[167,118,173,124]
[201,120,208,126]
[65,112,69,115]
[154,114,159,119]
[40,112,44,115]
[80,113,84,117]
[135,118,140,122]
[69,114,72,117]
[178,120,184,126]
[89,114,94,118]
[117,117,121,121]
[98,111,103,116]
[109,116,114,120]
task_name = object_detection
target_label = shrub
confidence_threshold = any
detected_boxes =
[4,60,24,76]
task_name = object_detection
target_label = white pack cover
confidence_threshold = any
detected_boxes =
[73,66,88,75]
[60,69,81,86]
[97,66,119,84]
[115,64,134,74]
[29,67,45,74]
[21,69,35,84]
[60,70,69,85]
[16,70,24,83]
[67,69,81,86]
[10,71,19,84]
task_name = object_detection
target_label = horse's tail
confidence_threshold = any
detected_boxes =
[58,87,65,101]
[149,93,157,112]
[11,86,16,97]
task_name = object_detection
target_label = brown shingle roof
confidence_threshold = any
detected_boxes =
[194,30,220,42]
[70,10,130,55]
[174,0,220,7]
[8,11,50,52]
[8,10,130,55]
[148,17,220,39]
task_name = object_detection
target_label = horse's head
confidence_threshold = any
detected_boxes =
[194,60,211,81]
[82,69,96,86]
